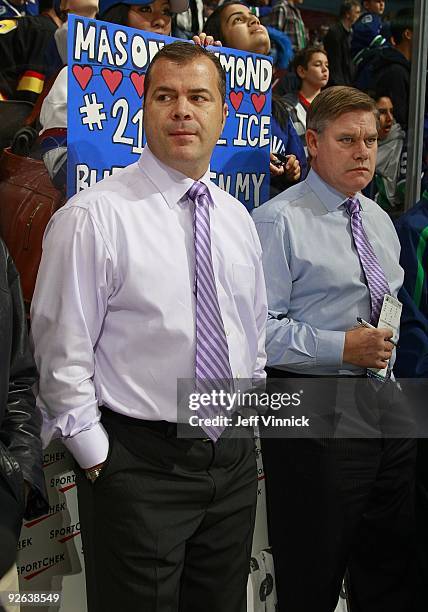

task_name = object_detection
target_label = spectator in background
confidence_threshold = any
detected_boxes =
[203,1,306,197]
[174,0,203,38]
[363,93,406,211]
[0,0,38,18]
[265,0,306,52]
[351,0,387,66]
[370,8,413,131]
[0,0,61,102]
[283,45,329,154]
[309,22,328,47]
[323,0,361,86]
[351,0,390,90]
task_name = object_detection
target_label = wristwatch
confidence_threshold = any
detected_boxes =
[85,465,103,483]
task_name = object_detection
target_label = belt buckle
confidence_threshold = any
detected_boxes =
[201,438,211,443]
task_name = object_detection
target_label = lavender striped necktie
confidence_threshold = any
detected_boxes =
[187,181,233,441]
[345,197,390,324]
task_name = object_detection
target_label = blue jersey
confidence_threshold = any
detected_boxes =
[0,0,38,18]
[351,11,387,67]
[394,192,428,377]
[269,114,307,198]
[271,115,306,170]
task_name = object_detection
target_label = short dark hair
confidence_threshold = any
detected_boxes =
[203,1,246,42]
[391,8,413,45]
[144,41,226,104]
[291,46,327,85]
[292,45,327,73]
[364,88,379,101]
[307,86,378,133]
[365,89,391,104]
[339,0,361,19]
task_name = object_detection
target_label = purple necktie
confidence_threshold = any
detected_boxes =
[187,181,232,441]
[345,197,390,324]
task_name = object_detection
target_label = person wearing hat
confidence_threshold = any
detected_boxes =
[98,0,188,35]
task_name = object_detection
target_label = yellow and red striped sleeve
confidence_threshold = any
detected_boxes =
[16,70,45,96]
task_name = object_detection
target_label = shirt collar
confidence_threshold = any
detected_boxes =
[305,168,366,212]
[138,146,215,209]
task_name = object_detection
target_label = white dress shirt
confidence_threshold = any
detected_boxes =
[31,146,267,468]
[252,169,403,376]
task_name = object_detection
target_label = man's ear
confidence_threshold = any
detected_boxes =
[222,103,228,129]
[306,129,319,159]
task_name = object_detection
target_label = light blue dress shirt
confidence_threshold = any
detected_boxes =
[252,169,404,375]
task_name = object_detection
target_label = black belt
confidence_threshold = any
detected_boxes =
[100,406,211,442]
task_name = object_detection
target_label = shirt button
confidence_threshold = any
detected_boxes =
[225,329,230,336]
[236,373,241,379]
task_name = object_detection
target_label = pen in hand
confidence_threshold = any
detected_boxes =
[356,317,397,347]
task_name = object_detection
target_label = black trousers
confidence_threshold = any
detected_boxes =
[415,439,428,611]
[75,408,257,612]
[0,473,23,579]
[261,436,417,612]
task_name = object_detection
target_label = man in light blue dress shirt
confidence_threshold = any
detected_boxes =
[31,42,267,612]
[252,86,416,612]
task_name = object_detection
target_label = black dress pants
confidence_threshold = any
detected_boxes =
[75,408,257,612]
[261,437,417,612]
[415,439,428,611]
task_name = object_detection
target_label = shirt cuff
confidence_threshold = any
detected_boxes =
[62,422,110,469]
[316,330,346,368]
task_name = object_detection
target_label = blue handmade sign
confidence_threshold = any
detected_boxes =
[67,14,272,210]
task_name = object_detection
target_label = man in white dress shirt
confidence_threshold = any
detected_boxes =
[31,42,267,612]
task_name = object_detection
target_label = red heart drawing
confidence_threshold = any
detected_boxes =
[229,91,244,111]
[251,93,266,113]
[72,65,93,90]
[101,68,123,94]
[130,71,145,98]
